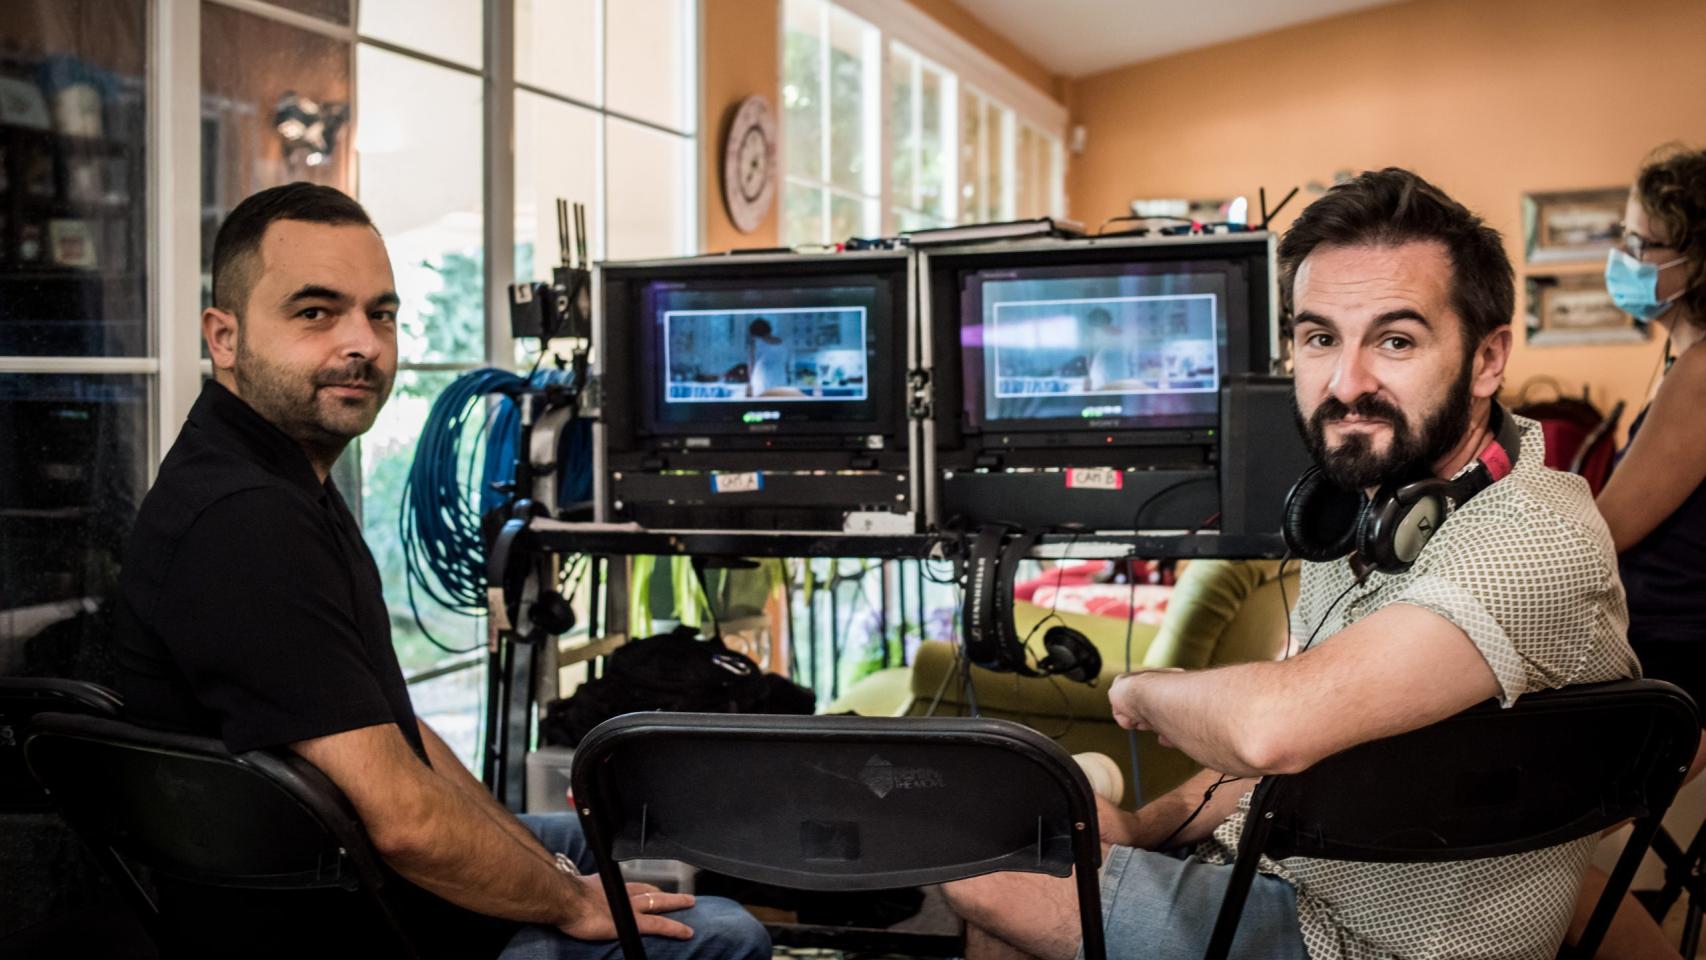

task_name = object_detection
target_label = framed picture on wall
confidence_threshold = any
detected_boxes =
[1525,273,1647,346]
[1523,188,1627,264]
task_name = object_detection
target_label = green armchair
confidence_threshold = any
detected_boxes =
[829,559,1296,807]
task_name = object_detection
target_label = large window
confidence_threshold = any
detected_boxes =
[782,0,880,247]
[783,0,1066,245]
[1,0,699,770]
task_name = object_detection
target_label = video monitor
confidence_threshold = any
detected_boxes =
[638,274,894,436]
[961,260,1251,432]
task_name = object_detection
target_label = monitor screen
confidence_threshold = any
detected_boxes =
[640,274,893,435]
[961,260,1248,431]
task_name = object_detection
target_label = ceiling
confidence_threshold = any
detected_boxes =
[962,0,1409,78]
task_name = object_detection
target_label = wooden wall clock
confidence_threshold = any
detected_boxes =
[721,94,777,235]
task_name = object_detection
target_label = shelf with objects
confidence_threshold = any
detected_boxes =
[1,49,150,682]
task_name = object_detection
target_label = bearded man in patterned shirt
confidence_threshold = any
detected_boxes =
[942,168,1639,960]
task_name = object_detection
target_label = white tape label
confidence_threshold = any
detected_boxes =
[1066,467,1123,491]
[712,472,764,494]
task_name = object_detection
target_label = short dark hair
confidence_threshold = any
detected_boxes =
[1277,168,1513,352]
[211,182,376,315]
[1635,143,1706,328]
[749,318,773,338]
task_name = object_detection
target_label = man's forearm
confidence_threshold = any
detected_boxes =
[1119,664,1286,776]
[417,720,554,865]
[1109,767,1252,850]
[382,771,581,924]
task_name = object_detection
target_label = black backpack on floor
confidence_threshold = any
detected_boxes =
[542,626,815,747]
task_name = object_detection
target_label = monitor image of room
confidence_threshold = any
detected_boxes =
[663,307,869,402]
[988,293,1219,399]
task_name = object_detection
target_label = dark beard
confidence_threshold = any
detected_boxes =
[1294,361,1473,491]
[234,335,392,465]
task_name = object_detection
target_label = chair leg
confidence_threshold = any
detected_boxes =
[1681,896,1702,959]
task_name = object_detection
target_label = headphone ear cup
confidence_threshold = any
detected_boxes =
[1359,481,1450,574]
[1040,625,1102,685]
[1282,466,1362,562]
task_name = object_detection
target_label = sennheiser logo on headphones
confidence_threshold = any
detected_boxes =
[859,755,945,798]
[1416,515,1434,535]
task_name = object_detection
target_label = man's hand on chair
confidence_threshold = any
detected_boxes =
[558,876,697,941]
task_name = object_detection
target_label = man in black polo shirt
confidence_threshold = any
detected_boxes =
[113,183,769,960]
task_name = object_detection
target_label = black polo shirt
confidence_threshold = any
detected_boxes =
[114,382,518,959]
[114,379,427,762]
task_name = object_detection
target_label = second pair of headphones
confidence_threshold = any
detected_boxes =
[962,526,1104,685]
[1282,402,1521,575]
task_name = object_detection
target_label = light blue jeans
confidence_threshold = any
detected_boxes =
[499,814,771,960]
[1082,846,1308,960]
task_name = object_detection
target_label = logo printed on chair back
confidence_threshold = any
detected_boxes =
[859,755,945,799]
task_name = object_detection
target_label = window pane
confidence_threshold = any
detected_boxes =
[267,0,351,24]
[0,373,149,673]
[360,369,484,673]
[359,0,480,71]
[916,62,947,220]
[889,47,915,212]
[1015,123,1059,220]
[515,91,598,282]
[607,0,688,131]
[958,88,982,224]
[515,0,595,105]
[357,45,484,364]
[827,192,874,244]
[202,3,352,309]
[607,119,688,260]
[0,1,149,356]
[783,180,822,247]
[782,0,823,185]
[986,101,1011,221]
[825,5,873,194]
[409,660,485,769]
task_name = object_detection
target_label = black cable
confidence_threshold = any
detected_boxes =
[1300,577,1362,655]
[1276,552,1294,656]
[1131,475,1216,531]
[1156,773,1246,851]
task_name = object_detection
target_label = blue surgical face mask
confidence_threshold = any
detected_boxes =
[1606,248,1687,322]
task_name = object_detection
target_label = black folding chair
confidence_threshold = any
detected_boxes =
[1203,679,1701,960]
[571,713,1106,960]
[0,678,121,812]
[23,712,423,959]
[1639,804,1706,953]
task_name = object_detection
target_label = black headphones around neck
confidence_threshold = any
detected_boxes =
[962,525,1104,685]
[1282,402,1522,575]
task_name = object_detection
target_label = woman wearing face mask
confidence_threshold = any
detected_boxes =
[1567,144,1706,960]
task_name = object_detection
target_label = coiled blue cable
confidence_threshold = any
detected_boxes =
[400,367,591,652]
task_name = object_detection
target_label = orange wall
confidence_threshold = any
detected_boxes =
[699,0,1063,253]
[1066,0,1706,430]
[701,0,783,253]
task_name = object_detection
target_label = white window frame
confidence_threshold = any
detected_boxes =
[140,0,699,454]
[781,0,1067,241]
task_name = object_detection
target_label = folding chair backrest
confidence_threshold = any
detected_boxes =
[1253,679,1698,862]
[572,713,1107,960]
[0,678,121,812]
[1205,680,1699,960]
[25,712,418,958]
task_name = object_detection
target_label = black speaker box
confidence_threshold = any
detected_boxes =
[1219,375,1314,538]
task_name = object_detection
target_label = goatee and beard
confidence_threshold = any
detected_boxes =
[1295,358,1473,493]
[234,332,393,469]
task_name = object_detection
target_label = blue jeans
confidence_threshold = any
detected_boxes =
[1081,846,1308,960]
[499,814,771,960]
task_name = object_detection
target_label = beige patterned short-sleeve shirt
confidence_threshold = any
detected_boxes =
[1195,414,1639,959]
